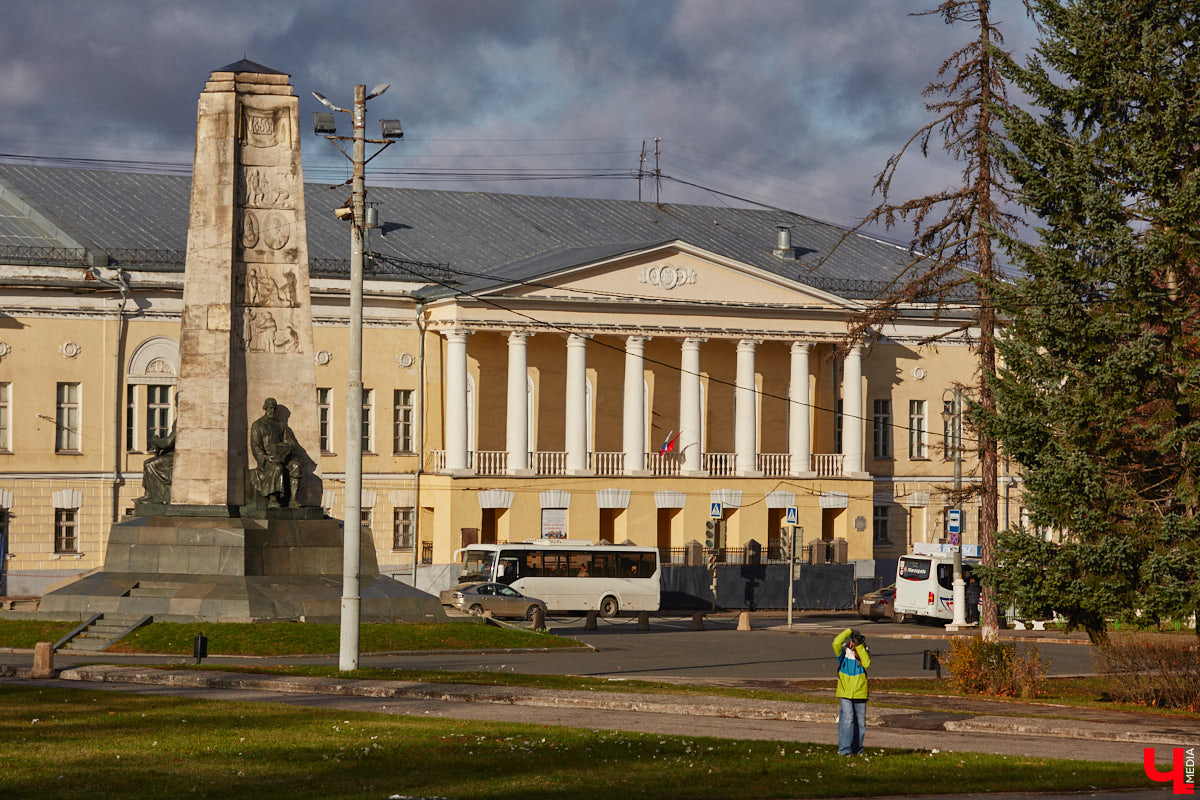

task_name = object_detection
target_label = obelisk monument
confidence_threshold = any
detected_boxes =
[172,59,322,511]
[33,62,443,623]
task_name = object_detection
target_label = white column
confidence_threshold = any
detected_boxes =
[679,337,704,474]
[735,339,760,475]
[843,344,865,475]
[444,329,471,472]
[565,333,589,474]
[622,336,646,473]
[789,342,812,475]
[506,332,530,473]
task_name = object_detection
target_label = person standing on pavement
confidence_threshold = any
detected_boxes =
[833,627,870,756]
[965,575,981,624]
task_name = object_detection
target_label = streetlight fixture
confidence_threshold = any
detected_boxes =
[312,83,402,672]
[942,387,969,630]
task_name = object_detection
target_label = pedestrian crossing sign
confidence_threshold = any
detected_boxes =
[710,502,723,519]
[785,507,798,525]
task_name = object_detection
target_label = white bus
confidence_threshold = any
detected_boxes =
[453,539,661,616]
[893,544,981,623]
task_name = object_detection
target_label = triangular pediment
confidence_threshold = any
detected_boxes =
[471,240,859,311]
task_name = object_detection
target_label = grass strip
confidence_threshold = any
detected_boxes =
[0,684,1148,800]
[101,620,582,655]
[0,619,77,649]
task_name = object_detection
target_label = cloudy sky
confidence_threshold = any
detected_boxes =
[0,1,1038,235]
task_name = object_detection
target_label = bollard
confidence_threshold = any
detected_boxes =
[530,606,546,630]
[737,610,751,631]
[636,611,650,630]
[31,641,54,679]
[922,648,941,679]
[193,633,208,665]
[584,610,598,630]
[691,611,705,631]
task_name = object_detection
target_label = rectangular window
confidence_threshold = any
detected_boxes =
[362,388,373,453]
[56,383,81,452]
[126,386,137,451]
[146,385,171,445]
[360,507,372,534]
[317,388,332,453]
[834,398,843,454]
[943,396,962,461]
[0,382,9,452]
[909,400,927,459]
[393,507,414,551]
[393,389,414,454]
[872,399,892,459]
[54,508,78,553]
[873,505,890,543]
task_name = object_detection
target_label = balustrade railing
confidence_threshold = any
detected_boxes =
[589,451,624,476]
[432,447,849,478]
[532,451,567,475]
[757,453,790,476]
[705,452,736,476]
[645,452,681,476]
[813,453,845,477]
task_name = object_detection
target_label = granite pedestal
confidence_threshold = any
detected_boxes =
[36,515,445,623]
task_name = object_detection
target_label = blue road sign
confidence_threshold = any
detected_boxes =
[785,507,798,525]
[710,502,723,519]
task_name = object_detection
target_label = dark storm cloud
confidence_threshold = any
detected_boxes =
[0,1,1038,228]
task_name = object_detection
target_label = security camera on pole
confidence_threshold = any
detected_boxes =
[312,83,403,672]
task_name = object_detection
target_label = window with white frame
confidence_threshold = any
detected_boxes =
[393,389,414,454]
[360,506,372,534]
[873,505,890,543]
[872,399,892,459]
[393,507,414,550]
[317,388,333,453]
[909,400,927,459]
[943,395,962,461]
[0,382,10,452]
[54,508,78,553]
[362,388,374,453]
[126,385,174,451]
[56,383,81,452]
[146,385,171,444]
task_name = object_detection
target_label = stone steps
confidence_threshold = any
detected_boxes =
[58,614,150,653]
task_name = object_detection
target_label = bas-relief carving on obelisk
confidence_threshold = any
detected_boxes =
[171,61,322,510]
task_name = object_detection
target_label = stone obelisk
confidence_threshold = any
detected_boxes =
[34,61,443,623]
[172,59,321,510]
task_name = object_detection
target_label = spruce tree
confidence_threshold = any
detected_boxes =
[988,0,1200,642]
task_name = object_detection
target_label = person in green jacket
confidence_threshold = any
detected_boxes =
[834,626,870,755]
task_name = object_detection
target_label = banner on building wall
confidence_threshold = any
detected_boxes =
[541,508,567,539]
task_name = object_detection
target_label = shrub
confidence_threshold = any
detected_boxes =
[1095,636,1200,712]
[939,636,1048,699]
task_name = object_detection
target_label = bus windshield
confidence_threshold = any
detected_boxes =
[459,550,495,582]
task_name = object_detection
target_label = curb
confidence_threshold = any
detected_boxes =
[7,663,1192,747]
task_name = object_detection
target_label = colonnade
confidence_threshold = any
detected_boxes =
[441,329,865,478]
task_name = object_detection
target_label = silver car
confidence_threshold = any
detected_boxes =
[439,582,548,620]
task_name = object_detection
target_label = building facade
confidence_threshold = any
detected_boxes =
[0,164,1019,597]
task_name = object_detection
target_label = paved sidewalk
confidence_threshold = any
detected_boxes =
[5,661,1196,759]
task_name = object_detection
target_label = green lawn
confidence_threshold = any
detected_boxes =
[0,618,581,655]
[0,685,1148,800]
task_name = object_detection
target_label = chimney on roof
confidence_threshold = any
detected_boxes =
[773,225,793,258]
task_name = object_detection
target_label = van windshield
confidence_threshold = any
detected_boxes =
[460,551,494,582]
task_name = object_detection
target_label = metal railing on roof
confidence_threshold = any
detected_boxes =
[0,244,90,266]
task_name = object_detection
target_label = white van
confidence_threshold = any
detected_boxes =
[893,544,981,623]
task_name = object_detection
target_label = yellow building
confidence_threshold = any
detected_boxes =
[0,164,1018,597]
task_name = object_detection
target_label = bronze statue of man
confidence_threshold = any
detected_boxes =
[249,397,301,508]
[138,419,177,505]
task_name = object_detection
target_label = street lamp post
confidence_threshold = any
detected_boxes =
[943,387,970,631]
[312,83,402,672]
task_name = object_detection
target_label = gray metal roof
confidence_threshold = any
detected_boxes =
[0,163,923,298]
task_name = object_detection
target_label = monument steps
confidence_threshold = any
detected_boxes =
[128,582,182,599]
[58,613,152,653]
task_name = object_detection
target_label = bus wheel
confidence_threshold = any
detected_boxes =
[469,603,484,616]
[599,596,620,618]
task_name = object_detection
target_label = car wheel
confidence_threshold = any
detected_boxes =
[524,605,538,621]
[599,595,619,618]
[468,603,484,616]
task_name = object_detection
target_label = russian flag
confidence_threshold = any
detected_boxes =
[659,430,680,454]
